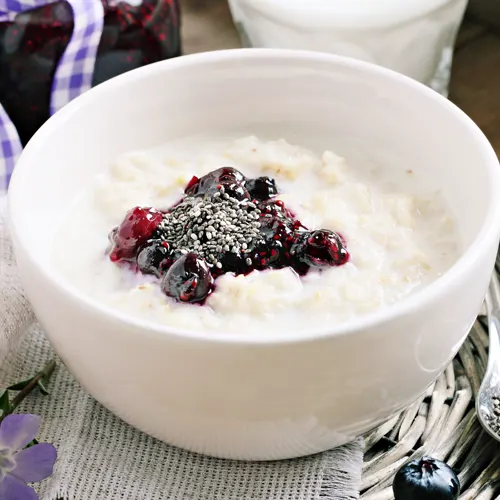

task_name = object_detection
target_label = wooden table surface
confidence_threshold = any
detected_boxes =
[181,0,500,155]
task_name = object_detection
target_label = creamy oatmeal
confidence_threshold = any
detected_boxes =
[52,136,459,334]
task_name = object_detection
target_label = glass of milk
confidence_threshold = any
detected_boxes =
[227,0,469,96]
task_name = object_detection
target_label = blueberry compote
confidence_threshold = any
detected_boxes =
[108,167,350,304]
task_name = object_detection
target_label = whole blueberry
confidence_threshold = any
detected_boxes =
[137,240,174,277]
[161,253,214,303]
[290,229,349,268]
[214,166,245,183]
[185,167,246,197]
[245,176,279,201]
[393,457,460,500]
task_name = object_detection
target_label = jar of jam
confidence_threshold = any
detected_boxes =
[0,0,180,189]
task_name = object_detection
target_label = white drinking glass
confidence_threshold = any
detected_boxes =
[228,0,469,96]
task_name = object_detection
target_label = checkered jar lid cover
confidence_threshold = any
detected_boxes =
[0,0,104,192]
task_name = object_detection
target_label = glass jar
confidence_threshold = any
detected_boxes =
[228,0,468,96]
[0,0,181,147]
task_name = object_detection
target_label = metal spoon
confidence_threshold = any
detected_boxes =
[476,272,500,441]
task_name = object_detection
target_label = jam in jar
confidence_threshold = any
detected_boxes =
[0,0,181,146]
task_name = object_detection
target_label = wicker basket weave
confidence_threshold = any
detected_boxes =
[361,309,500,500]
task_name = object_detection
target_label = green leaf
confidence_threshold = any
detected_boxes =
[25,439,39,449]
[37,378,50,396]
[0,391,11,414]
[7,377,34,391]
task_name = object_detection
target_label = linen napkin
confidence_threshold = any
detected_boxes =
[0,196,364,500]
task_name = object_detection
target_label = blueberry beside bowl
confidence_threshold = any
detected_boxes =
[8,49,500,460]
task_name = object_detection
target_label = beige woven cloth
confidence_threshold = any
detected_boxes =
[0,196,364,500]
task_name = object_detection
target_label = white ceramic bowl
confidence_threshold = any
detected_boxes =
[8,49,500,461]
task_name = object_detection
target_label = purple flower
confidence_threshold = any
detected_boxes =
[0,414,56,500]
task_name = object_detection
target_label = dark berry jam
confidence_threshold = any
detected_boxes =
[108,167,350,304]
[0,0,181,146]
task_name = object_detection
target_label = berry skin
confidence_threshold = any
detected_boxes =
[214,166,245,183]
[184,175,200,194]
[161,253,214,303]
[255,213,295,269]
[137,240,174,277]
[245,176,279,201]
[206,180,250,201]
[109,207,163,261]
[290,229,349,270]
[184,167,245,196]
[215,250,248,276]
[393,457,460,500]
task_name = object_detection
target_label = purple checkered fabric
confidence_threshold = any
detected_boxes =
[0,97,22,191]
[0,0,104,192]
[50,0,104,114]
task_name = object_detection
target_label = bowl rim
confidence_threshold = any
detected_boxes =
[8,48,500,345]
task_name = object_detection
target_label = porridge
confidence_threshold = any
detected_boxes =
[52,135,459,334]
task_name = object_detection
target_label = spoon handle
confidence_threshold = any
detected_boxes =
[486,272,500,314]
[486,273,500,369]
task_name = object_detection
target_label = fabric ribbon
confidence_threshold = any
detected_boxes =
[0,0,104,191]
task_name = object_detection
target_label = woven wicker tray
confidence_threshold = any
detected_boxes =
[361,310,500,500]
